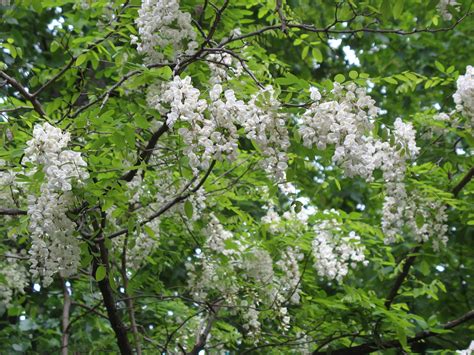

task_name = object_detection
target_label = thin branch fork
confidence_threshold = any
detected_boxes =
[105,160,215,241]
[0,208,27,216]
[0,71,45,116]
[220,11,473,47]
[384,246,421,309]
[188,303,222,355]
[312,310,474,354]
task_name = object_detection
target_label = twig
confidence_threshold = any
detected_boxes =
[313,310,474,354]
[275,0,288,33]
[188,303,221,355]
[452,167,474,197]
[61,279,71,355]
[220,11,474,47]
[120,233,142,355]
[384,246,421,309]
[0,208,27,216]
[105,160,215,240]
[0,71,45,116]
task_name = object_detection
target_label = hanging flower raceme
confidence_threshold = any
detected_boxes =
[242,86,290,182]
[131,0,197,62]
[24,123,88,286]
[0,252,28,308]
[311,212,367,282]
[185,214,302,339]
[453,65,474,127]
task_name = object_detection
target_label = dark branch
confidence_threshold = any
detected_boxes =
[221,11,473,47]
[90,214,133,354]
[384,246,421,309]
[313,310,474,354]
[106,160,215,240]
[188,303,221,355]
[275,0,288,33]
[120,121,169,182]
[0,208,27,216]
[452,167,474,197]
[0,71,45,116]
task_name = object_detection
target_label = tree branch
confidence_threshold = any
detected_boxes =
[275,0,288,33]
[0,208,27,216]
[120,233,142,355]
[452,167,474,197]
[106,160,215,240]
[313,310,474,354]
[0,71,45,116]
[120,121,169,182]
[188,303,221,355]
[61,279,71,355]
[220,11,473,47]
[384,246,421,309]
[90,214,133,354]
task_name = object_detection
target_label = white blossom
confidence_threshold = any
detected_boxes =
[242,86,290,181]
[453,65,474,127]
[24,123,88,286]
[436,0,460,21]
[312,213,367,282]
[0,252,28,307]
[131,0,197,63]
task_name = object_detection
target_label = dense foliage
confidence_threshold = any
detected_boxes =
[0,0,473,353]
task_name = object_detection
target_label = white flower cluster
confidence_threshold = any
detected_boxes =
[205,214,238,256]
[186,215,301,338]
[149,76,290,180]
[24,123,89,191]
[436,0,460,21]
[299,83,447,247]
[0,159,19,208]
[383,192,449,248]
[131,0,197,62]
[242,249,275,284]
[262,204,309,234]
[207,52,243,84]
[299,83,379,180]
[453,65,474,127]
[243,86,290,181]
[127,218,160,270]
[380,120,449,247]
[276,247,304,305]
[0,252,28,308]
[312,214,367,283]
[24,123,88,286]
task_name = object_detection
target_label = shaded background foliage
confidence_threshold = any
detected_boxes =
[0,0,473,353]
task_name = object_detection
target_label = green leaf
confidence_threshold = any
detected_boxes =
[312,47,323,62]
[302,46,309,59]
[75,53,88,66]
[396,327,409,351]
[393,0,404,19]
[381,0,391,19]
[95,265,106,282]
[50,40,60,53]
[383,77,398,85]
[334,74,345,83]
[184,200,193,219]
[349,70,358,79]
[435,61,445,73]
